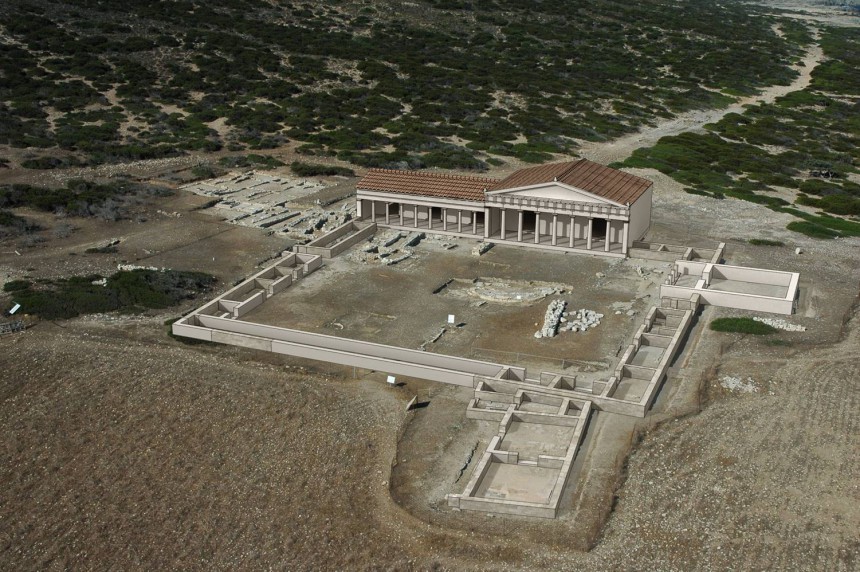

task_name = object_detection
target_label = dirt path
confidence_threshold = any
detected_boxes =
[578,40,824,165]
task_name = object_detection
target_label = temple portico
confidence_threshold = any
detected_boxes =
[355,159,652,258]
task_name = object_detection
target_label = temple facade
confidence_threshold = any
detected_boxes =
[355,159,652,258]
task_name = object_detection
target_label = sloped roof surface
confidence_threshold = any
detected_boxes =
[356,169,495,202]
[491,160,652,206]
[357,160,652,205]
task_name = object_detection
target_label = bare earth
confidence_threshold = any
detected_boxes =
[2,9,859,568]
[1,163,858,569]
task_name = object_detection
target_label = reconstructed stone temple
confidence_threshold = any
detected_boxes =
[356,159,652,258]
[174,158,801,520]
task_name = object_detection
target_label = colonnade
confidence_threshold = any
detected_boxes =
[493,207,629,255]
[365,200,483,236]
[360,199,628,255]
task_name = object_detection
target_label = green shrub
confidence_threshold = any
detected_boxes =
[796,193,860,216]
[0,179,170,219]
[786,220,839,239]
[3,279,31,292]
[290,161,354,177]
[748,238,784,246]
[218,154,284,170]
[0,0,815,165]
[21,156,87,169]
[798,179,843,196]
[191,165,217,179]
[6,269,215,320]
[0,210,40,235]
[84,245,118,254]
[710,317,777,335]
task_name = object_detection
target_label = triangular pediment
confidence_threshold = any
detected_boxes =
[487,182,620,206]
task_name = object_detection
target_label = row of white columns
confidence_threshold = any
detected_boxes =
[365,200,628,254]
[367,200,481,235]
[497,208,629,255]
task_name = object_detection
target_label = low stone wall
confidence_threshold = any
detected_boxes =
[192,314,506,386]
[173,250,510,387]
[294,221,377,258]
[661,261,799,315]
[450,397,592,519]
[631,241,724,263]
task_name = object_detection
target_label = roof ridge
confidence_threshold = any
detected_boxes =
[364,168,498,183]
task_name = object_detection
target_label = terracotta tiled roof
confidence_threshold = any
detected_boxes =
[357,169,496,202]
[491,160,652,206]
[357,160,652,206]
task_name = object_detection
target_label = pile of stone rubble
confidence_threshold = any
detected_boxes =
[472,242,494,256]
[351,231,423,265]
[719,375,758,393]
[564,308,604,333]
[535,299,567,338]
[535,300,603,339]
[752,316,806,332]
[535,300,604,338]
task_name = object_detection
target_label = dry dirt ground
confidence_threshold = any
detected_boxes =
[1,159,858,569]
[3,27,860,563]
[243,235,662,370]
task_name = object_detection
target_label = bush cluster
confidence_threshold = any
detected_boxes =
[0,180,173,219]
[622,28,860,239]
[710,317,778,335]
[4,269,216,320]
[290,162,355,177]
[748,239,784,246]
[218,154,284,170]
[0,0,809,167]
[0,211,40,237]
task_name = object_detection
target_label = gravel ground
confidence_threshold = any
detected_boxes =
[2,298,856,570]
[1,115,858,569]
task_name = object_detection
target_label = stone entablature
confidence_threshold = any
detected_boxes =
[485,193,631,220]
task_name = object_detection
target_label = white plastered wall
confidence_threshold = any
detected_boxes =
[628,186,652,244]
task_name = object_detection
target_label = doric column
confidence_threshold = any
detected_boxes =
[473,211,479,235]
[385,202,391,225]
[458,210,463,233]
[622,221,629,255]
[534,212,540,244]
[399,204,404,226]
[357,199,364,219]
[605,219,611,252]
[414,205,419,228]
[569,215,575,248]
[587,218,593,250]
[500,209,506,240]
[551,214,558,246]
[443,208,448,231]
[370,200,377,223]
[517,210,524,242]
